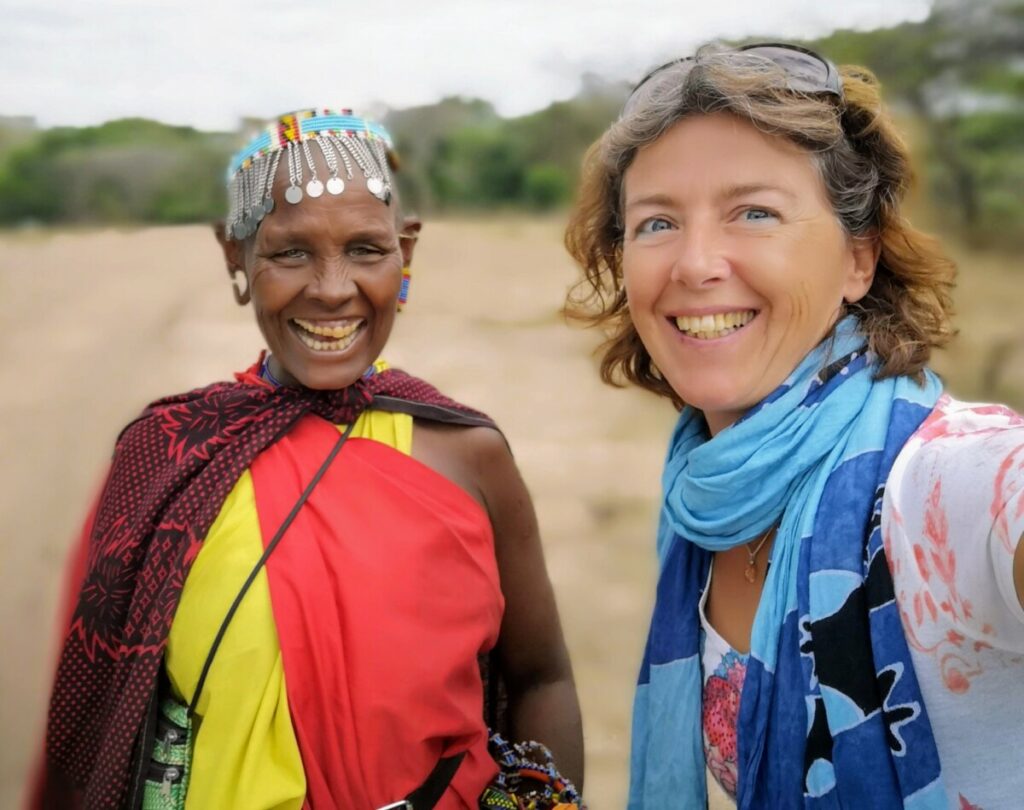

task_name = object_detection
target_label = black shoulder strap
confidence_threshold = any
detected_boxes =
[404,751,466,809]
[188,420,356,714]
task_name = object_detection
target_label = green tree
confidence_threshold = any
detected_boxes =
[812,0,1024,248]
[524,164,571,210]
[0,119,232,225]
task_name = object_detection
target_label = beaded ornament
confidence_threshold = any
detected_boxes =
[225,107,395,241]
[397,267,412,311]
[481,732,587,810]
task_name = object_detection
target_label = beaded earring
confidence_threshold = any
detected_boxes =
[397,267,411,311]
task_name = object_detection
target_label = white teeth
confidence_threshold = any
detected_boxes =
[673,310,756,340]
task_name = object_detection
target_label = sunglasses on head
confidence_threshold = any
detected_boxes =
[622,42,843,117]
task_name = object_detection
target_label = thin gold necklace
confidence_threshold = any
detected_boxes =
[743,528,774,584]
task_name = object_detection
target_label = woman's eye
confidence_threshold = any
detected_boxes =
[740,208,777,223]
[349,244,388,259]
[636,217,674,235]
[274,248,307,260]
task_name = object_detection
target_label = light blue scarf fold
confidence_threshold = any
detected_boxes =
[631,317,948,808]
[664,319,889,551]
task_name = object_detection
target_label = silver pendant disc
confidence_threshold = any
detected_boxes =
[367,177,384,195]
[262,198,275,215]
[306,179,324,198]
[284,185,304,204]
[326,177,345,195]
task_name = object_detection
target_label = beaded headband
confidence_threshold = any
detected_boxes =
[225,107,396,241]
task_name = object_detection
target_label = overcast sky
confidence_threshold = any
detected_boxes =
[1,0,932,131]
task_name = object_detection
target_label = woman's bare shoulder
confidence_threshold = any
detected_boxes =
[410,418,513,511]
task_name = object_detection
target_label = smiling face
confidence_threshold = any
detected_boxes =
[220,153,416,390]
[621,112,877,434]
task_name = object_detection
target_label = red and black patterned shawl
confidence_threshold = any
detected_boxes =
[37,364,494,809]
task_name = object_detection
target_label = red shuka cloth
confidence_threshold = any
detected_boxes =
[253,416,503,807]
[33,362,495,809]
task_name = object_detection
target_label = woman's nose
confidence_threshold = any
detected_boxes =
[669,221,731,288]
[306,259,356,306]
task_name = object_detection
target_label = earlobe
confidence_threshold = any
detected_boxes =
[212,219,251,306]
[396,220,421,311]
[399,216,422,268]
[230,267,251,306]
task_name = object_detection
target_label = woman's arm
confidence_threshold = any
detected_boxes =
[466,427,585,790]
[411,421,584,789]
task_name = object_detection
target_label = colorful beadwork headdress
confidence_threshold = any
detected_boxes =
[225,107,396,240]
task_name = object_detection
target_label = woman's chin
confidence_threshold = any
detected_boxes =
[295,366,369,390]
[273,353,375,390]
[668,380,760,428]
[272,328,382,389]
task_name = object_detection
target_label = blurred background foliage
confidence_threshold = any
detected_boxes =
[0,0,1020,249]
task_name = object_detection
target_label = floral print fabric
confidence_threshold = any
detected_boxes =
[699,572,747,800]
[882,395,1024,809]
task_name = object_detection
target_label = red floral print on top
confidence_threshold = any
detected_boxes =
[702,647,746,798]
[699,566,748,802]
[882,394,1024,809]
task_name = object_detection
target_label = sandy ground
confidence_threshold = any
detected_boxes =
[2,220,1019,810]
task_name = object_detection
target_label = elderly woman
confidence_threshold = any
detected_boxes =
[35,109,583,810]
[566,44,1024,809]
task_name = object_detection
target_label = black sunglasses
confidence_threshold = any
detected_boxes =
[622,42,843,117]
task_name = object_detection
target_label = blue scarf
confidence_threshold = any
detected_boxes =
[629,318,948,809]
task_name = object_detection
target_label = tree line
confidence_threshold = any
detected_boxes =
[0,0,1019,249]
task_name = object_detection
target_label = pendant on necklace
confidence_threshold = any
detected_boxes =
[743,528,772,585]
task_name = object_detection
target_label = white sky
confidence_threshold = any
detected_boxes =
[1,0,932,131]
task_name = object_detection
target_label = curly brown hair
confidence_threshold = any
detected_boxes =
[565,44,956,406]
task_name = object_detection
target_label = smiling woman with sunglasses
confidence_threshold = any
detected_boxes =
[566,42,1024,809]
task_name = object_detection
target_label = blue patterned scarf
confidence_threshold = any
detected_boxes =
[629,317,948,809]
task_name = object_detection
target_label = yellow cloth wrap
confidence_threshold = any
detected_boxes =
[165,406,413,810]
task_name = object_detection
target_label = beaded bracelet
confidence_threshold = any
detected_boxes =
[480,732,586,809]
